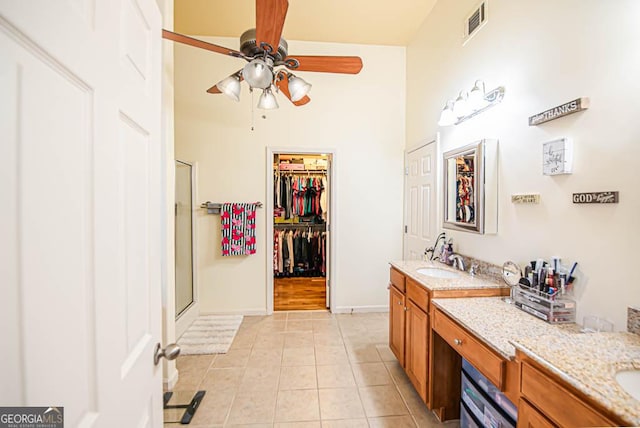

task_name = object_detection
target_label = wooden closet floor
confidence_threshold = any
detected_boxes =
[274,277,327,311]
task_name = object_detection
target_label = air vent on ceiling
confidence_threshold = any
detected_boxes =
[463,1,488,45]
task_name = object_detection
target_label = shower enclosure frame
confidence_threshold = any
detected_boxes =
[175,160,199,336]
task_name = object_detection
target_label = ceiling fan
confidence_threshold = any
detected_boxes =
[162,0,363,109]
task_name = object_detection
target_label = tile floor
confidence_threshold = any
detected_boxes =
[165,311,460,428]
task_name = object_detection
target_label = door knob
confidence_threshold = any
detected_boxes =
[154,343,181,365]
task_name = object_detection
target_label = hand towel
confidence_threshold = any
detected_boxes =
[221,202,257,256]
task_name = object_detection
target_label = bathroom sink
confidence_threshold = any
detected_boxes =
[416,267,459,279]
[615,370,640,401]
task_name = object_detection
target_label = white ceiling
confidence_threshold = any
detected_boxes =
[175,0,438,46]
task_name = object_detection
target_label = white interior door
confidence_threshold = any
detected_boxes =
[0,1,164,426]
[403,142,437,260]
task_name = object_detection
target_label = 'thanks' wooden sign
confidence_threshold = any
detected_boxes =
[529,97,589,126]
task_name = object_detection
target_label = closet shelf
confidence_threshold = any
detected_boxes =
[275,170,327,174]
[274,223,326,228]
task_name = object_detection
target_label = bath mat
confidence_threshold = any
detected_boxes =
[177,315,243,355]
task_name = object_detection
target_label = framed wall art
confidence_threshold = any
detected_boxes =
[543,137,573,175]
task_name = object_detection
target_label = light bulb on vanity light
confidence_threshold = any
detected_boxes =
[468,80,487,111]
[452,91,470,118]
[438,100,456,126]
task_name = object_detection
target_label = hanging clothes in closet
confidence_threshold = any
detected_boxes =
[273,228,326,277]
[274,172,326,221]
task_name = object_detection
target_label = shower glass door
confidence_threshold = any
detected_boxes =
[175,160,194,316]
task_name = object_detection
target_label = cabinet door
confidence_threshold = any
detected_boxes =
[389,285,406,366]
[405,300,429,403]
[520,361,618,427]
[517,399,557,428]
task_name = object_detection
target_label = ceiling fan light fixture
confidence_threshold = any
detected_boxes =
[287,74,312,102]
[216,74,241,102]
[242,59,274,89]
[257,88,279,110]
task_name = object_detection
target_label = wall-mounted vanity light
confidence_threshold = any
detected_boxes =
[438,80,505,126]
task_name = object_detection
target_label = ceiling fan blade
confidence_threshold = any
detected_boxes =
[285,55,363,74]
[162,29,242,57]
[255,0,289,54]
[275,72,310,106]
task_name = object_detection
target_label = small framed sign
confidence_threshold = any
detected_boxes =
[573,191,619,204]
[512,194,540,204]
[543,138,573,175]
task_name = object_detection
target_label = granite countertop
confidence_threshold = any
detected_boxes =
[432,297,640,426]
[431,296,578,359]
[390,260,506,291]
[513,332,640,426]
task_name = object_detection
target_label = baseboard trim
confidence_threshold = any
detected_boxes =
[164,367,179,390]
[176,302,200,338]
[198,309,268,316]
[332,305,389,314]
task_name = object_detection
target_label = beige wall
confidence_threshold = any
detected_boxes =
[407,0,640,330]
[175,37,406,313]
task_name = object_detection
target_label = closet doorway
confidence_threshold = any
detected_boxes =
[267,150,333,312]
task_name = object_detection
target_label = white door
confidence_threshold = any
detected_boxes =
[0,1,164,427]
[403,142,437,260]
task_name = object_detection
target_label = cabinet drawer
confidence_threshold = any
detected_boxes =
[406,277,429,312]
[433,309,505,389]
[520,362,617,427]
[390,267,406,293]
[517,398,556,428]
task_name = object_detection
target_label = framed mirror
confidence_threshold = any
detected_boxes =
[443,139,498,234]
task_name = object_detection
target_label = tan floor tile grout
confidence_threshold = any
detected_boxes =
[382,355,419,427]
[167,311,447,427]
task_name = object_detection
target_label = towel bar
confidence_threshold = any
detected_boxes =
[200,201,263,215]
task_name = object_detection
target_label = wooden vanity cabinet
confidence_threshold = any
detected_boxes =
[432,308,505,389]
[389,284,406,366]
[430,306,518,421]
[517,351,622,427]
[388,268,430,401]
[517,399,556,428]
[388,266,508,408]
[404,281,430,402]
[390,266,629,426]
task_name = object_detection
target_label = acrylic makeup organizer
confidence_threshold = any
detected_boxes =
[513,285,576,324]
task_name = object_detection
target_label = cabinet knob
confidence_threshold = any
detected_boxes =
[404,307,408,311]
[398,301,402,305]
[454,339,463,346]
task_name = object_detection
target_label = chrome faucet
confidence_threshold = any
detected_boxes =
[425,232,446,261]
[469,263,479,277]
[448,254,466,271]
